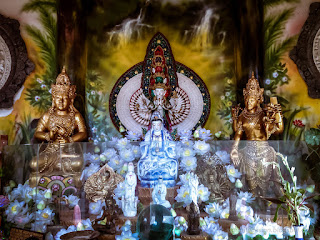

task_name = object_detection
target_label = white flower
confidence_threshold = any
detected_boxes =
[198,185,210,202]
[215,150,230,164]
[220,208,229,219]
[181,148,195,158]
[198,128,212,141]
[246,224,258,238]
[247,214,264,226]
[272,71,279,78]
[220,95,225,100]
[35,96,40,101]
[212,230,228,240]
[48,88,52,93]
[193,141,210,155]
[265,90,271,96]
[205,202,221,218]
[175,185,192,207]
[178,173,191,186]
[120,148,135,162]
[82,218,94,230]
[226,165,241,183]
[181,156,197,171]
[265,79,271,85]
[81,163,100,181]
[36,78,43,83]
[63,194,80,208]
[116,138,130,149]
[36,207,54,225]
[41,84,47,89]
[126,131,142,141]
[238,205,254,221]
[31,221,47,233]
[14,212,34,228]
[103,148,117,160]
[225,92,230,97]
[109,156,124,171]
[179,130,193,140]
[10,184,25,200]
[131,145,141,158]
[282,76,288,82]
[5,200,25,222]
[202,222,221,236]
[181,139,193,147]
[237,191,255,204]
[89,200,104,215]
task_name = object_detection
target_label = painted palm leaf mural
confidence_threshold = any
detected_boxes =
[23,0,57,112]
[263,0,298,102]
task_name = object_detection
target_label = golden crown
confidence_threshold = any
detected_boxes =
[51,67,76,99]
[243,72,264,100]
[149,82,169,90]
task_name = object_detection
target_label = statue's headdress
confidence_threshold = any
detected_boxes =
[243,72,264,102]
[151,111,163,122]
[51,67,76,99]
[149,46,170,92]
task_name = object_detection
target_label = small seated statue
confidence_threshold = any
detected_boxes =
[138,111,178,188]
[152,176,171,208]
[29,67,87,188]
[93,198,119,234]
[121,162,138,217]
[231,72,283,197]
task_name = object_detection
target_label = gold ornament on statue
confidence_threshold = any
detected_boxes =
[29,67,87,188]
[84,163,124,202]
[231,72,283,196]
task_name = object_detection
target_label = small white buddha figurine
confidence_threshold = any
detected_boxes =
[152,176,171,208]
[121,162,138,217]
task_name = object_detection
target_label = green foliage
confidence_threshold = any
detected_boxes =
[263,0,298,8]
[15,113,36,144]
[305,128,320,146]
[86,70,120,141]
[23,0,57,112]
[266,153,317,226]
[217,77,236,130]
[264,4,297,103]
[283,107,308,142]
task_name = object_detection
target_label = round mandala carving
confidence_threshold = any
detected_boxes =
[0,14,34,108]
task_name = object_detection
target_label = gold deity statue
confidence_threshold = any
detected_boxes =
[29,67,87,188]
[231,72,283,196]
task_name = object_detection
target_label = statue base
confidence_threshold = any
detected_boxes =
[117,215,138,233]
[218,219,249,232]
[138,186,178,205]
[181,231,209,240]
[98,234,116,240]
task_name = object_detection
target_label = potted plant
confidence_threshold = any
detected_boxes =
[263,152,318,240]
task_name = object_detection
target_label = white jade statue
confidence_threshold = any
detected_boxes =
[152,176,171,208]
[189,172,199,206]
[121,162,138,217]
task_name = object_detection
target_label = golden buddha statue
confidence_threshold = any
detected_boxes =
[231,72,283,196]
[29,67,87,188]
